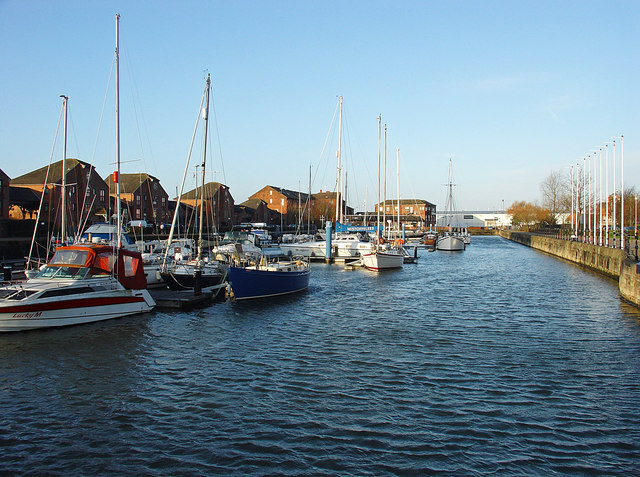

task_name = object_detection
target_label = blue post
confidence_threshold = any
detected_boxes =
[325,221,333,263]
[402,224,406,242]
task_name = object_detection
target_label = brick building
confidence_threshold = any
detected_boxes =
[178,182,234,232]
[105,173,170,227]
[11,159,110,237]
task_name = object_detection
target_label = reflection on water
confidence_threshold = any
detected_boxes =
[2,236,640,474]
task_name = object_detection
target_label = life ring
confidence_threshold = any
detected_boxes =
[395,239,404,246]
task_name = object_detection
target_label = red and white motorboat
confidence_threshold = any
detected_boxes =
[0,245,155,332]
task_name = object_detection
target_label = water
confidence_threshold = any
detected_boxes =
[2,236,640,475]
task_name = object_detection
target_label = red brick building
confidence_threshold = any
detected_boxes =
[10,159,110,236]
[178,182,234,232]
[105,173,170,227]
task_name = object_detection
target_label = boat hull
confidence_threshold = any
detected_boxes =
[160,270,226,291]
[436,235,465,251]
[361,251,404,271]
[0,290,154,332]
[228,266,310,300]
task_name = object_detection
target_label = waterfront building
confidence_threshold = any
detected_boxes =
[10,159,110,234]
[177,181,234,233]
[235,198,275,225]
[0,169,9,238]
[105,173,170,229]
[435,210,513,229]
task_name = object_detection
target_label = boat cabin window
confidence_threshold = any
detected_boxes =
[35,266,90,280]
[0,289,37,300]
[49,249,90,266]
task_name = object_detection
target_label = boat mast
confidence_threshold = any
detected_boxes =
[115,13,122,249]
[396,147,400,238]
[197,74,211,262]
[60,94,68,245]
[335,96,343,226]
[383,124,387,239]
[376,115,381,238]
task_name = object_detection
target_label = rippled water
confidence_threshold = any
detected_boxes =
[2,236,640,475]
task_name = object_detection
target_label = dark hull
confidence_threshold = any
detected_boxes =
[228,267,310,300]
[160,271,226,291]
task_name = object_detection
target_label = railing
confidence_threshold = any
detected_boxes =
[527,226,639,262]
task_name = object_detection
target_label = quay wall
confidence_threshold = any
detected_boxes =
[500,231,640,307]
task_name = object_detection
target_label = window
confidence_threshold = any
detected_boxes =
[281,198,285,206]
[100,189,106,201]
[270,199,272,204]
[136,195,140,204]
[270,190,273,195]
[153,182,157,190]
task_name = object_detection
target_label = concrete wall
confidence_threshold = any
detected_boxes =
[500,230,640,307]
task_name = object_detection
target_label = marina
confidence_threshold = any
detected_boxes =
[2,237,640,474]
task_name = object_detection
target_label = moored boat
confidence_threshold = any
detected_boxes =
[227,257,310,300]
[0,244,155,332]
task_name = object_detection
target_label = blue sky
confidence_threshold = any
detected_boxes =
[1,0,637,212]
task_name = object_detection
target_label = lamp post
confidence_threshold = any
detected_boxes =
[605,144,610,246]
[583,157,587,241]
[611,136,624,249]
[599,148,603,246]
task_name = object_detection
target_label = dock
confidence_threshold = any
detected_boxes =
[149,284,227,309]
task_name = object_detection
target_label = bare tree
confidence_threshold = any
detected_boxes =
[540,170,569,224]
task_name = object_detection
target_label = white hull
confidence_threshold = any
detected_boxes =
[361,250,404,270]
[436,235,465,251]
[279,241,327,258]
[0,287,154,332]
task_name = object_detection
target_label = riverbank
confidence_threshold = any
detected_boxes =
[499,230,640,307]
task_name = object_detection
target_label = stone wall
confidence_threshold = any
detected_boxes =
[500,230,640,307]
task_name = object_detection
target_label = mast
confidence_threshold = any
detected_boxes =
[396,147,400,237]
[376,116,381,238]
[197,74,211,262]
[115,13,122,249]
[383,124,387,239]
[60,94,69,244]
[335,96,343,225]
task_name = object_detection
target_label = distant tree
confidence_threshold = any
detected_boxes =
[508,200,552,227]
[540,169,569,225]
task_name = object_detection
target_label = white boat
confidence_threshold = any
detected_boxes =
[362,117,404,271]
[436,159,466,252]
[436,233,465,251]
[160,74,227,292]
[2,22,157,332]
[0,244,155,332]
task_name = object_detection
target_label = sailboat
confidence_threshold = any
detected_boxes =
[436,159,465,252]
[361,118,404,271]
[0,15,155,332]
[160,74,227,293]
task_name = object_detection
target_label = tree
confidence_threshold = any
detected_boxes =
[540,169,569,225]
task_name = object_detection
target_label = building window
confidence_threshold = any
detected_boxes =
[136,208,141,218]
[270,199,272,204]
[281,198,285,206]
[100,189,106,201]
[270,190,272,195]
[136,195,140,204]
[153,182,157,191]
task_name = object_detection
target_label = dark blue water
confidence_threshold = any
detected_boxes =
[2,236,640,475]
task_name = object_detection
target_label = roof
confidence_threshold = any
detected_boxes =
[9,186,41,206]
[378,199,435,206]
[239,198,266,210]
[11,158,94,185]
[105,172,161,195]
[178,181,227,200]
[313,191,337,200]
[267,185,311,202]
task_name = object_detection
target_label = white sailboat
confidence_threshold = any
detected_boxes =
[436,158,465,252]
[362,118,404,271]
[0,15,155,332]
[160,74,227,293]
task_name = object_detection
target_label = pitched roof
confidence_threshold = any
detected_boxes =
[239,198,266,210]
[267,186,311,202]
[9,186,41,206]
[178,182,227,200]
[104,173,161,195]
[11,158,94,185]
[378,199,435,206]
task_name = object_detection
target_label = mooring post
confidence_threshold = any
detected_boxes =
[325,221,333,263]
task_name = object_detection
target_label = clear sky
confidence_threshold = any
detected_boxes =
[1,0,638,212]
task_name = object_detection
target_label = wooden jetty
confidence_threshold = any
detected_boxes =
[149,284,227,310]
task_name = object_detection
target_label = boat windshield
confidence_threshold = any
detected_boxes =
[35,266,90,280]
[49,248,91,266]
